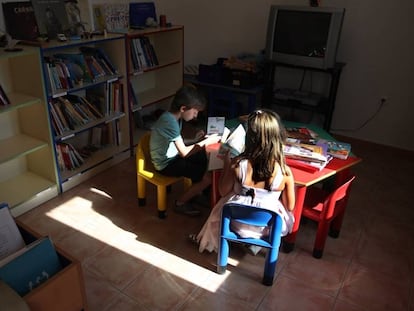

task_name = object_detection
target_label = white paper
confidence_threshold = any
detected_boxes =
[207,117,225,135]
[0,205,25,261]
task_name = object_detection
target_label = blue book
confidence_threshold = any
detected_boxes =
[0,237,63,296]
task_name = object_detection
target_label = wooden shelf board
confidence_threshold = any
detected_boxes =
[61,149,130,192]
[0,172,57,209]
[0,93,41,113]
[60,144,130,181]
[0,134,48,163]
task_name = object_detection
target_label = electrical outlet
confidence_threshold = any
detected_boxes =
[380,97,389,105]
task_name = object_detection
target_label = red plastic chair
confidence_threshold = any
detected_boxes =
[301,175,356,258]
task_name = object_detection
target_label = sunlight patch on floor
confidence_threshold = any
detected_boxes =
[89,187,113,199]
[45,194,233,290]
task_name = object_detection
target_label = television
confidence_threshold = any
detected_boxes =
[265,5,345,70]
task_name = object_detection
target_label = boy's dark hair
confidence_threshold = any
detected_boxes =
[169,84,207,112]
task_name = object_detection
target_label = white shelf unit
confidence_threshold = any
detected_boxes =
[40,34,131,192]
[0,47,58,216]
[125,26,184,147]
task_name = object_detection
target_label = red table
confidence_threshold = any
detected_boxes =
[209,122,362,252]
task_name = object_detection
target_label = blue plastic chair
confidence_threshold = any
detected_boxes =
[217,202,283,286]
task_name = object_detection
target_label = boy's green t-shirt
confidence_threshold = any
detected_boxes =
[149,111,183,170]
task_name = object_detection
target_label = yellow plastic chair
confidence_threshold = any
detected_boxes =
[136,132,191,218]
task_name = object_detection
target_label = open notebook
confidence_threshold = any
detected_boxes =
[207,123,246,170]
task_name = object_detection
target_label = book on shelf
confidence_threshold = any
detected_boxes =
[108,81,122,113]
[56,142,84,170]
[140,36,158,66]
[129,2,157,29]
[86,86,107,116]
[53,52,93,84]
[128,82,140,110]
[0,84,11,106]
[130,36,159,71]
[50,95,105,135]
[89,126,103,147]
[58,97,87,127]
[79,46,118,75]
[317,139,352,160]
[0,236,63,296]
[2,1,40,41]
[92,4,105,32]
[31,0,70,39]
[132,37,148,69]
[100,3,129,32]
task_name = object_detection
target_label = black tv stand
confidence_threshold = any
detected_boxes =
[263,61,345,131]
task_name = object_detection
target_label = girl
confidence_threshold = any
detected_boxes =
[191,109,295,253]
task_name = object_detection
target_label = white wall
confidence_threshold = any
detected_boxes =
[154,0,414,151]
[1,0,413,150]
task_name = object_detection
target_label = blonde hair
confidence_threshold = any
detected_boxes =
[236,109,289,190]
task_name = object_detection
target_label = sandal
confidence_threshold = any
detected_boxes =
[188,233,199,245]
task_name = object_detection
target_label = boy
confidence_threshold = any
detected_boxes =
[150,85,219,216]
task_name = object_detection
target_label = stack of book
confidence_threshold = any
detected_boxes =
[283,143,331,172]
[283,127,352,172]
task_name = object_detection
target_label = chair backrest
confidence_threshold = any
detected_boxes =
[221,203,282,247]
[324,175,356,219]
[137,132,156,173]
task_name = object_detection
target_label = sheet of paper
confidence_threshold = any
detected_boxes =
[207,117,225,135]
[0,205,25,261]
[206,143,223,170]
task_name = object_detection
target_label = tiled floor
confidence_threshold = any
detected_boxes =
[17,138,414,311]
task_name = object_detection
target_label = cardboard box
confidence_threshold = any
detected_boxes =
[15,221,88,311]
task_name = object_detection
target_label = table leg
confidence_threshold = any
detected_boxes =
[211,170,221,208]
[282,185,307,253]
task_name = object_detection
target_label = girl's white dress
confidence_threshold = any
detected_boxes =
[197,159,295,253]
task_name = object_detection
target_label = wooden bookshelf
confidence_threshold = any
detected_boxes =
[0,47,58,216]
[40,34,131,192]
[125,26,184,147]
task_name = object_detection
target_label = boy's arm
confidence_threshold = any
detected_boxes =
[175,134,220,157]
[183,130,205,145]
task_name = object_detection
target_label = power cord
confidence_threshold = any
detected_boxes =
[331,98,387,132]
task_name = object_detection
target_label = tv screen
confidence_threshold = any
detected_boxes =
[265,6,345,69]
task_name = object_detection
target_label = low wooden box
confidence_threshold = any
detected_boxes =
[15,221,88,311]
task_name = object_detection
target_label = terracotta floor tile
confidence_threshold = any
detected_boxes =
[281,249,349,297]
[123,266,199,311]
[15,141,414,311]
[258,275,335,311]
[83,245,152,290]
[82,268,121,311]
[181,287,258,311]
[338,262,411,311]
[103,292,149,311]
